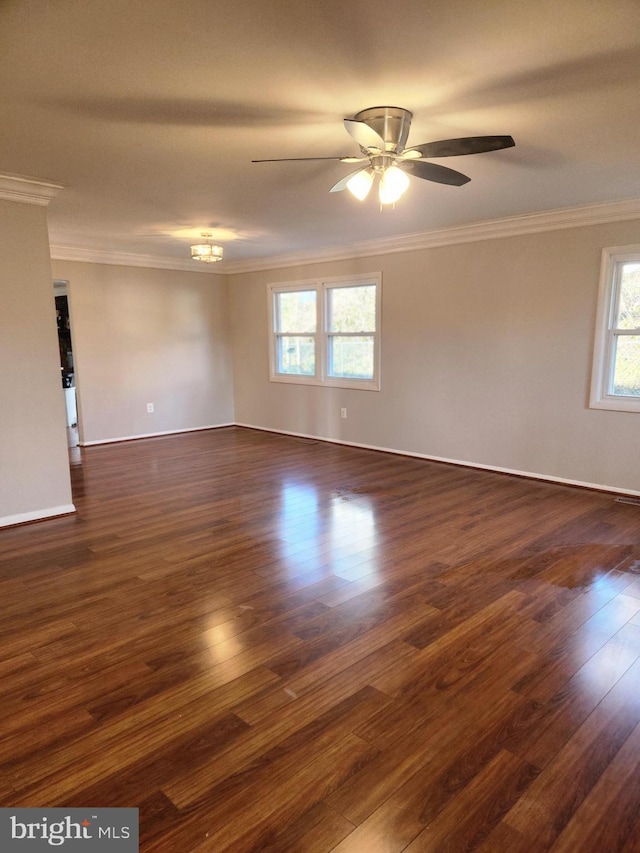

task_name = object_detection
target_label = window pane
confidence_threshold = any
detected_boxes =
[328,285,376,332]
[276,290,316,333]
[616,263,640,330]
[329,335,374,379]
[612,335,640,396]
[277,335,315,375]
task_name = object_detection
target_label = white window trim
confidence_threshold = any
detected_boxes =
[268,273,382,391]
[590,244,640,413]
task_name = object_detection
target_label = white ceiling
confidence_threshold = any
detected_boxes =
[2,0,640,270]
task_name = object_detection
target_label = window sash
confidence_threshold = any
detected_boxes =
[325,283,377,335]
[327,334,375,380]
[609,333,640,397]
[274,289,317,335]
[275,334,316,376]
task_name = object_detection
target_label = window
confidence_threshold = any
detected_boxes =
[268,274,381,390]
[590,245,640,412]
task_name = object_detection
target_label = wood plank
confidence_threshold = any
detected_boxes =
[151,688,388,851]
[325,687,527,847]
[550,717,640,852]
[514,623,640,769]
[402,750,538,852]
[256,802,354,853]
[7,666,279,802]
[513,593,640,701]
[164,666,398,809]
[503,656,640,848]
[190,734,378,853]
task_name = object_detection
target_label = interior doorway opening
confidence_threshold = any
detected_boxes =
[53,280,78,449]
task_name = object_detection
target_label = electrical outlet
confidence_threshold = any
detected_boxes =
[340,408,347,419]
[146,403,154,413]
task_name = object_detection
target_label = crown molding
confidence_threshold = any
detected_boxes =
[0,173,64,206]
[223,197,640,274]
[49,244,225,274]
[48,197,640,276]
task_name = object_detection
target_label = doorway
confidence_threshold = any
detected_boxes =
[53,280,78,449]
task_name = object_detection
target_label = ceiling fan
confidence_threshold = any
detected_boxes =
[252,106,515,205]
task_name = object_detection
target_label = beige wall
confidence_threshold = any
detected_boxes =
[229,219,640,494]
[51,261,234,444]
[0,199,73,526]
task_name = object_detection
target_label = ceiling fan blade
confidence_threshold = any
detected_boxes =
[252,156,363,163]
[343,119,386,151]
[408,135,515,158]
[329,167,368,193]
[400,160,471,186]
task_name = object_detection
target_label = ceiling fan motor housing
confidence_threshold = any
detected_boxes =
[354,106,413,153]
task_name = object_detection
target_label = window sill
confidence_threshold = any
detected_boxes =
[589,395,640,413]
[270,374,380,392]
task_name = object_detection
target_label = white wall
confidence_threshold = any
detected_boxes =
[0,199,74,526]
[51,261,234,444]
[229,219,640,494]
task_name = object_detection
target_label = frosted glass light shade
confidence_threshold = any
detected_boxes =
[379,166,410,205]
[346,169,374,201]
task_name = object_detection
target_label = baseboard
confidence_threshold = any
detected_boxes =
[234,422,640,498]
[0,504,76,529]
[78,423,235,446]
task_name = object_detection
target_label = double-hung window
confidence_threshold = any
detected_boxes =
[272,285,318,377]
[590,245,640,412]
[269,274,381,390]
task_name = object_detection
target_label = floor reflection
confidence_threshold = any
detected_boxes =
[203,622,246,668]
[276,480,379,581]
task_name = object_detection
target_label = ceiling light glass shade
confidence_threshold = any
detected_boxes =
[190,242,224,263]
[379,165,410,205]
[346,168,374,201]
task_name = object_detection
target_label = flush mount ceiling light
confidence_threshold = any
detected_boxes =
[190,232,223,263]
[252,106,515,206]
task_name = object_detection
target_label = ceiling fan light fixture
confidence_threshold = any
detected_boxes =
[379,165,410,205]
[346,168,374,201]
[190,233,223,263]
[253,105,514,206]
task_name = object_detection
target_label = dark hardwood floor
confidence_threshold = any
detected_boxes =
[1,426,639,851]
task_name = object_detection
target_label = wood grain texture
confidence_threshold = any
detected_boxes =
[0,426,638,851]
